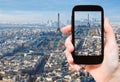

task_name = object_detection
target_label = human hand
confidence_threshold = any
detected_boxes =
[61,18,119,82]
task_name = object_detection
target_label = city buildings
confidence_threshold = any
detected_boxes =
[0,14,119,82]
[75,14,101,56]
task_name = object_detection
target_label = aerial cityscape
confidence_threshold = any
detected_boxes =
[0,0,120,82]
[75,12,101,56]
[0,13,119,82]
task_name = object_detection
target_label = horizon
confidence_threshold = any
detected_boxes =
[0,0,120,24]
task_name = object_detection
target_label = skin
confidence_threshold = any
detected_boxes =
[61,18,120,82]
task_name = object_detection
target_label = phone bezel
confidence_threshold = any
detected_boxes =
[72,5,104,64]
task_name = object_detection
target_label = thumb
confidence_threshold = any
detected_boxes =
[104,18,116,45]
[104,18,119,70]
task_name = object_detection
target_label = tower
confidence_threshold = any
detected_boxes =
[57,13,60,32]
[88,14,90,27]
[56,13,62,38]
[58,13,60,29]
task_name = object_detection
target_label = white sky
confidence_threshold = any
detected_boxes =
[0,11,71,24]
[75,11,101,20]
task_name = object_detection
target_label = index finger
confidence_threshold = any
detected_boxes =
[61,25,72,33]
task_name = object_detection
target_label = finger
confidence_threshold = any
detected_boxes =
[69,65,81,71]
[65,50,81,71]
[65,49,74,64]
[65,35,74,52]
[71,64,81,71]
[61,25,72,33]
[104,18,116,44]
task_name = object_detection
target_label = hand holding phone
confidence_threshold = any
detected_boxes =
[72,5,104,64]
[61,5,119,82]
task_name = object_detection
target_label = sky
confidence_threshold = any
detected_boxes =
[0,0,120,24]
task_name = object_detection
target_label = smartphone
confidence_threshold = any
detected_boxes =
[72,5,104,64]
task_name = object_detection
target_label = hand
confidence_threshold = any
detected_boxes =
[61,18,119,82]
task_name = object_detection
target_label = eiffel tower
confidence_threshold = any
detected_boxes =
[57,13,61,33]
[56,13,62,37]
[87,14,90,28]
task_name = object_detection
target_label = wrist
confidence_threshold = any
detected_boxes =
[93,69,112,82]
[108,64,120,82]
[94,64,120,82]
[95,72,112,82]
